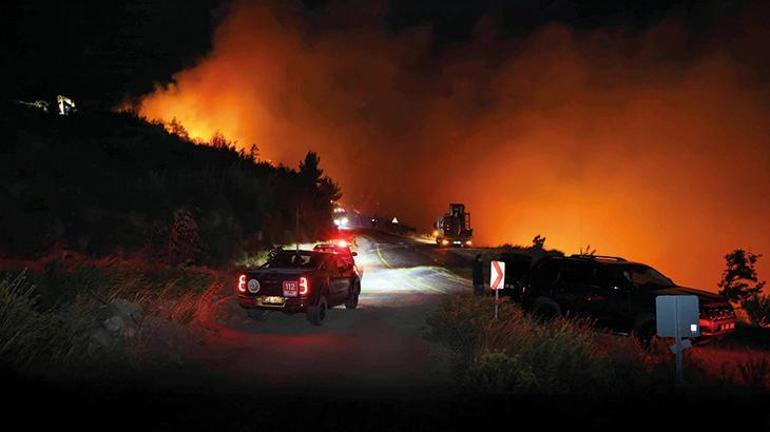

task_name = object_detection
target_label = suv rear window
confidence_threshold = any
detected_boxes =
[263,252,320,269]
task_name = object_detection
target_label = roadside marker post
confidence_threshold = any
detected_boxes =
[656,295,700,385]
[490,260,505,320]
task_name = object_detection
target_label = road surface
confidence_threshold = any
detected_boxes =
[195,229,472,396]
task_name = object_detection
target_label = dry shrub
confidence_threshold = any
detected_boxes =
[428,293,649,394]
[0,273,61,368]
[0,257,230,374]
[738,356,770,389]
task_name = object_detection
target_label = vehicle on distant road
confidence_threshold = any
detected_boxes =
[520,254,736,346]
[333,206,350,229]
[237,250,361,325]
[434,203,473,247]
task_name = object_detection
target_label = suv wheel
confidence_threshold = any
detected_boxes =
[307,295,328,326]
[532,299,560,322]
[247,309,269,321]
[345,282,360,310]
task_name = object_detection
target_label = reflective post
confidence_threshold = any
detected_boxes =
[674,302,683,385]
[494,286,499,320]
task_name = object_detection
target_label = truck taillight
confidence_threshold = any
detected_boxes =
[238,274,246,293]
[299,276,309,296]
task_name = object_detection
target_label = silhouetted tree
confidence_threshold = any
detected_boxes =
[211,131,234,149]
[299,151,323,184]
[319,177,342,202]
[718,249,766,305]
[247,143,259,162]
[167,117,189,141]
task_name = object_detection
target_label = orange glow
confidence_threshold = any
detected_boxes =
[132,2,770,292]
[237,274,246,293]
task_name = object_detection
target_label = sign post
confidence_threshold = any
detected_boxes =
[490,260,505,320]
[656,295,700,385]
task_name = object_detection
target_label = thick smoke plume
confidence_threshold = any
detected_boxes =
[134,1,770,290]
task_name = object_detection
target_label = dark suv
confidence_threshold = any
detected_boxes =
[493,252,533,301]
[237,250,361,325]
[521,255,735,344]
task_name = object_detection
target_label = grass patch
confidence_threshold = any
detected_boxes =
[10,254,223,307]
[0,272,79,369]
[0,255,231,375]
[427,293,653,394]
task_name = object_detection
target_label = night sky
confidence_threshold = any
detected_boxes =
[4,1,762,106]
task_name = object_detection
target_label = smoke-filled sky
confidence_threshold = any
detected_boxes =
[134,0,770,290]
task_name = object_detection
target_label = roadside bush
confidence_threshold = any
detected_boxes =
[0,273,72,369]
[426,292,497,372]
[166,208,205,266]
[737,356,770,389]
[0,258,229,375]
[743,295,770,327]
[35,257,110,311]
[464,351,538,393]
[519,317,611,393]
[427,293,649,394]
[27,255,220,305]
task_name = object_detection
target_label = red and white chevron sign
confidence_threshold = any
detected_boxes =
[490,260,505,290]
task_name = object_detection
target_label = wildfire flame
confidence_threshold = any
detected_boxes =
[132,1,770,290]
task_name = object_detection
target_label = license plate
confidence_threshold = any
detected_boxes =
[282,281,298,297]
[261,296,285,305]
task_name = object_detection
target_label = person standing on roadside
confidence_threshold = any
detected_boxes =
[472,254,484,296]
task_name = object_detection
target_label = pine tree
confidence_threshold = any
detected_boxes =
[299,151,323,184]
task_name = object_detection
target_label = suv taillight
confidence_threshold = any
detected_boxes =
[238,274,246,293]
[299,276,309,296]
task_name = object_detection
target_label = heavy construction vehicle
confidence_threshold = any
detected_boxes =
[434,203,473,247]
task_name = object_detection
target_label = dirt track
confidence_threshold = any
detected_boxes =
[193,231,471,396]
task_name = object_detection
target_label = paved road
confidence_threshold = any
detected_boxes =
[195,229,471,396]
